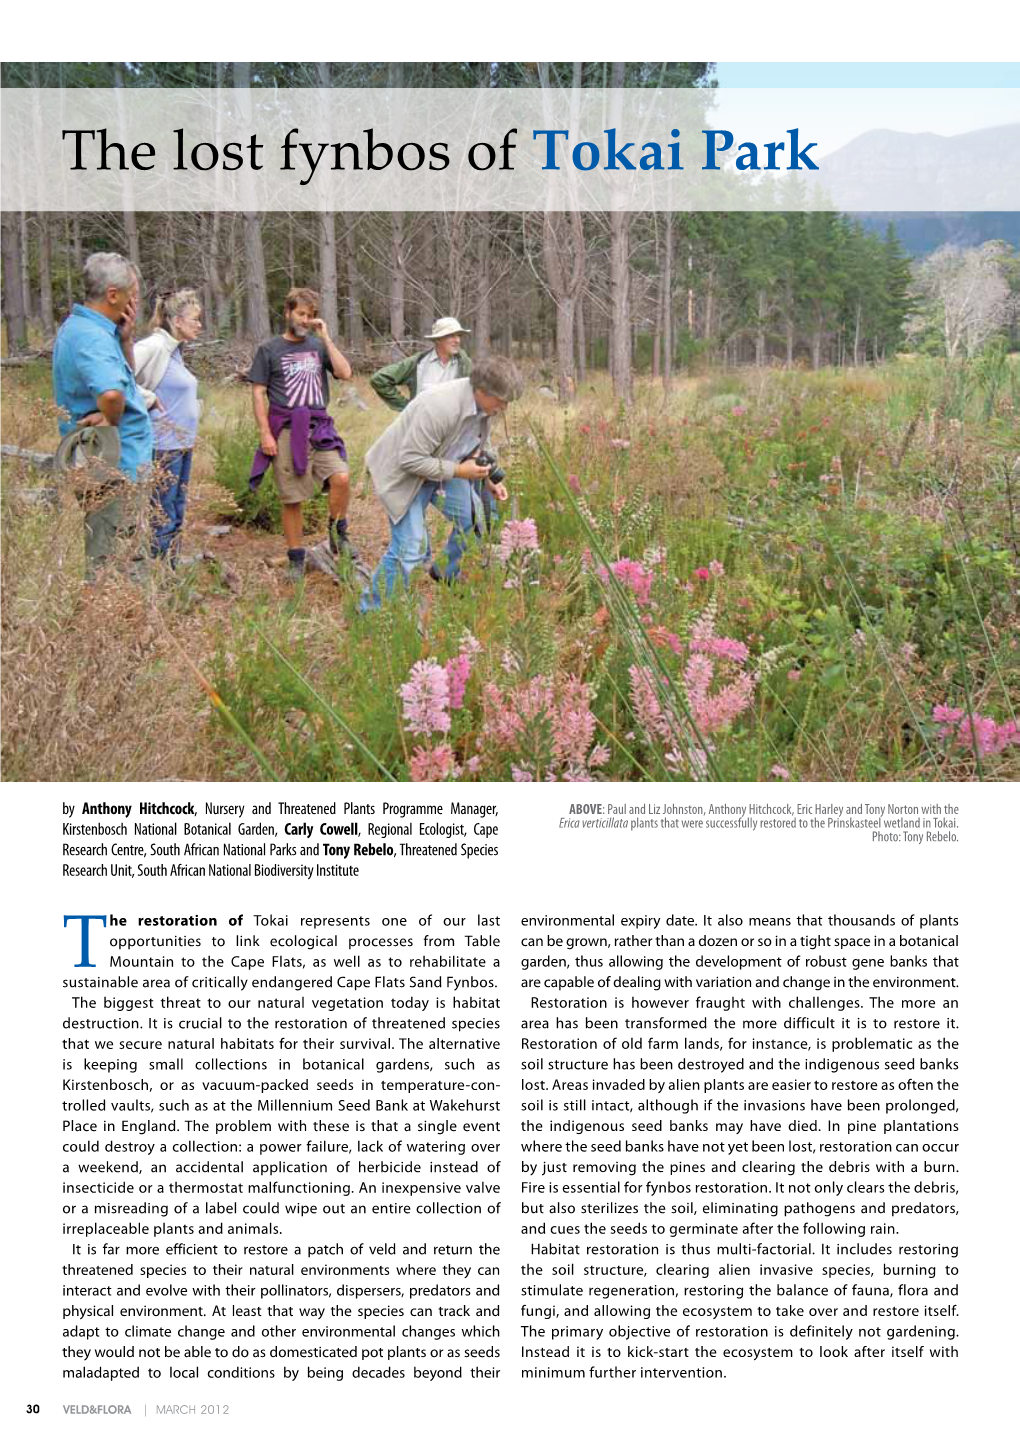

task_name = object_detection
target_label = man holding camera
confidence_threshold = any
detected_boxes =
[359,356,522,611]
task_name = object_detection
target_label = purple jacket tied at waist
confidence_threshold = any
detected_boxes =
[249,405,347,489]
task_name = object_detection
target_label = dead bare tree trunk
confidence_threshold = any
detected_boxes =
[414,214,436,337]
[242,215,271,339]
[704,266,715,349]
[314,63,339,339]
[344,217,364,350]
[541,211,586,402]
[609,211,633,402]
[234,64,271,339]
[811,312,824,369]
[474,217,492,358]
[318,213,339,338]
[19,212,33,325]
[390,213,407,349]
[385,65,408,350]
[536,62,586,401]
[661,213,673,391]
[445,213,466,319]
[205,213,231,333]
[113,64,141,272]
[37,215,54,336]
[755,289,768,367]
[607,64,632,403]
[1,213,29,353]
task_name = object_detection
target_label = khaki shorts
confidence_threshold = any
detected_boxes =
[272,429,349,504]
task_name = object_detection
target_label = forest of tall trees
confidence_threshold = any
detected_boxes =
[0,61,936,392]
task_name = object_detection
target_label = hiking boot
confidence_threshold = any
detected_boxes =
[287,548,306,582]
[329,520,359,561]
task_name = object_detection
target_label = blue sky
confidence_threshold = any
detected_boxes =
[706,65,1019,155]
[714,62,1020,88]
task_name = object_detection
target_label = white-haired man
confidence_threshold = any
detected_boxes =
[370,317,472,412]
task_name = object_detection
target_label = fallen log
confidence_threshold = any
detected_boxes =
[1,444,55,470]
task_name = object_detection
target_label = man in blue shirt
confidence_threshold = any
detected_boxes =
[53,253,153,577]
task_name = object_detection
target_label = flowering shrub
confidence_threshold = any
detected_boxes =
[498,517,541,589]
[628,601,757,777]
[400,635,481,780]
[932,706,1019,759]
[599,557,655,608]
[400,660,451,737]
[480,674,608,782]
[410,744,457,781]
[497,517,540,562]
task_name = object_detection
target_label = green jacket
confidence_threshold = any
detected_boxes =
[370,348,472,411]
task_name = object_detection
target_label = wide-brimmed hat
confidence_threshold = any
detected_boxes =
[425,317,470,340]
[54,424,124,504]
[54,424,122,472]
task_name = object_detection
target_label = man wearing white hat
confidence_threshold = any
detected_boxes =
[370,317,472,412]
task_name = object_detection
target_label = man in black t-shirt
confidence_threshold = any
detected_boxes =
[247,287,357,580]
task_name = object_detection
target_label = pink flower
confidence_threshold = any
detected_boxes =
[465,755,482,775]
[787,668,802,682]
[588,743,611,769]
[445,651,474,711]
[551,678,597,768]
[567,474,581,494]
[647,626,684,656]
[400,660,450,736]
[610,438,631,450]
[629,665,681,749]
[481,673,602,781]
[410,744,456,782]
[498,517,540,562]
[693,567,712,582]
[934,704,1019,758]
[683,653,715,716]
[731,406,746,417]
[693,635,750,665]
[770,765,790,780]
[601,557,654,608]
[708,559,725,578]
[692,672,755,733]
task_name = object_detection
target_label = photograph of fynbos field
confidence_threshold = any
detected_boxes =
[1,62,1018,783]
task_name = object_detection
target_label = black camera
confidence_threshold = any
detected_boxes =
[474,449,506,485]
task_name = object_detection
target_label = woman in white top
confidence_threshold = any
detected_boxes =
[133,289,203,562]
